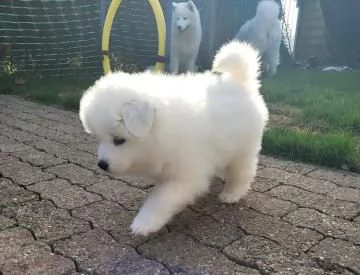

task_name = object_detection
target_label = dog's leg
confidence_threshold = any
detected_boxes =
[268,52,279,76]
[170,56,180,74]
[219,155,257,203]
[264,35,281,76]
[187,56,197,72]
[131,177,209,236]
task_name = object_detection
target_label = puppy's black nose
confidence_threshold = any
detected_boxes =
[98,160,109,171]
[177,25,182,31]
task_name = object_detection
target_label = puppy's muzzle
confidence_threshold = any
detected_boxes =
[98,160,109,171]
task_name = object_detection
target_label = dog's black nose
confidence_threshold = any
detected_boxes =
[98,160,109,171]
[177,25,182,31]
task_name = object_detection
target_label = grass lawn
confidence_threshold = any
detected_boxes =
[262,70,360,172]
[1,70,360,172]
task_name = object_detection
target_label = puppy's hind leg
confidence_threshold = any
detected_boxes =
[219,154,258,204]
[131,174,209,236]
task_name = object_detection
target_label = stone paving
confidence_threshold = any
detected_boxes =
[0,95,359,275]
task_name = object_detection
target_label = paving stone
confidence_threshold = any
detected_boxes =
[42,111,81,126]
[224,235,325,274]
[3,200,90,242]
[49,123,87,138]
[283,208,360,244]
[259,155,316,174]
[258,155,290,170]
[28,179,102,210]
[169,208,244,249]
[258,168,337,194]
[0,133,8,141]
[0,178,38,206]
[268,185,320,207]
[308,169,360,189]
[116,174,157,189]
[242,191,298,217]
[251,176,280,192]
[0,152,18,165]
[56,149,97,170]
[0,115,44,134]
[327,186,360,203]
[71,200,137,245]
[87,180,147,210]
[268,185,359,219]
[23,122,78,144]
[310,238,360,274]
[72,141,97,154]
[0,215,17,230]
[54,229,169,274]
[45,163,109,187]
[0,160,55,186]
[138,232,260,274]
[0,227,34,248]
[4,108,42,122]
[27,137,73,156]
[1,126,39,142]
[0,137,33,153]
[0,228,76,274]
[27,116,82,135]
[27,138,97,169]
[213,207,322,251]
[283,161,317,175]
[12,148,67,167]
[191,194,230,215]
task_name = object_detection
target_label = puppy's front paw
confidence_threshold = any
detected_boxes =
[130,212,165,236]
[218,191,241,204]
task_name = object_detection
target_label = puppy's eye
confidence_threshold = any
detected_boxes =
[113,137,126,146]
[183,17,187,20]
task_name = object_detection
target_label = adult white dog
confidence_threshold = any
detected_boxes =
[235,0,282,75]
[79,41,268,236]
[170,0,202,74]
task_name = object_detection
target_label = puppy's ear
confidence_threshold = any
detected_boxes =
[172,2,177,10]
[122,100,154,137]
[187,0,195,12]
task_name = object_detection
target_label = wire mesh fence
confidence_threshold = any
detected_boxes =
[0,0,102,77]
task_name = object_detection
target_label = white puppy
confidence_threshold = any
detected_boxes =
[79,41,268,236]
[170,0,202,74]
[235,0,282,75]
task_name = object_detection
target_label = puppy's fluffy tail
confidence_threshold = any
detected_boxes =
[212,41,260,87]
[256,0,280,22]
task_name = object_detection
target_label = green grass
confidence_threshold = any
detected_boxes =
[0,75,93,110]
[262,70,360,172]
[1,70,360,172]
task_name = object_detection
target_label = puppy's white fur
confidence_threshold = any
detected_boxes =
[170,0,202,74]
[79,41,268,236]
[235,0,282,75]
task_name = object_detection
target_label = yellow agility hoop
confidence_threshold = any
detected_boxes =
[101,0,166,75]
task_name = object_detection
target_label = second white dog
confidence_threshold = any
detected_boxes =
[170,0,202,74]
[79,41,268,236]
[235,0,282,76]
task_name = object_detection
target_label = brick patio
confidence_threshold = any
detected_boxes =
[0,95,359,274]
